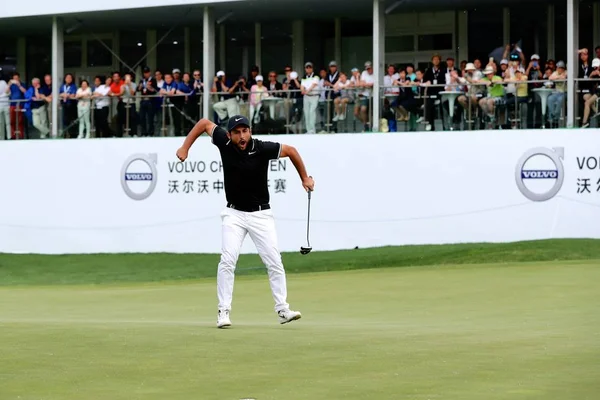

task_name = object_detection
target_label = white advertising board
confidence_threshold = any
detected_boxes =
[0,130,599,255]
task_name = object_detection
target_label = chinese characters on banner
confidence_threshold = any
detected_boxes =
[576,157,600,195]
[166,159,289,195]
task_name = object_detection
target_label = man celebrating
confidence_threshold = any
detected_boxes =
[176,116,315,328]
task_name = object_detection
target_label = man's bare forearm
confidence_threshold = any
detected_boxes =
[286,145,309,180]
[181,118,213,151]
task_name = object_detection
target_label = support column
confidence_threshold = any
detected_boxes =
[547,5,555,60]
[292,20,304,73]
[16,37,26,78]
[593,2,600,50]
[566,0,579,128]
[457,10,468,63]
[51,17,64,139]
[255,23,261,70]
[146,30,157,71]
[242,46,249,78]
[184,27,191,74]
[219,25,226,71]
[203,7,215,121]
[503,7,510,46]
[334,18,342,68]
[372,0,384,132]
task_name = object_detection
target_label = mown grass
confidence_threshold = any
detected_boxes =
[0,239,598,286]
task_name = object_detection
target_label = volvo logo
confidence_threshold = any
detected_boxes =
[121,153,158,200]
[515,147,564,202]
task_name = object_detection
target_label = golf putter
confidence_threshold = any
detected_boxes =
[300,190,312,255]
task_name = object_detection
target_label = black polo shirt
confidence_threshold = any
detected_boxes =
[211,125,281,208]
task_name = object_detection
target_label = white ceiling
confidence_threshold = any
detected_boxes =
[0,0,559,36]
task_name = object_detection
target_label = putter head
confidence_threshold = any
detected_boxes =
[300,246,312,255]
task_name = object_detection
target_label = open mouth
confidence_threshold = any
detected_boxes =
[239,140,247,149]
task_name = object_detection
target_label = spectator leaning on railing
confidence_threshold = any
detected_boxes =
[547,61,568,125]
[25,78,50,139]
[300,62,319,134]
[75,80,92,139]
[93,76,112,138]
[249,75,269,126]
[8,73,26,139]
[59,73,78,138]
[138,66,157,137]
[581,58,600,128]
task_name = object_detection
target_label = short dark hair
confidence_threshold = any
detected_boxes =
[595,46,600,52]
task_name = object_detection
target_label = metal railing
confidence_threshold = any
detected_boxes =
[1,78,598,140]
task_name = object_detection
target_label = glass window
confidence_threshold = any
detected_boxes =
[157,28,184,74]
[386,36,414,52]
[0,39,17,81]
[26,35,51,81]
[417,34,453,51]
[120,30,147,74]
[467,7,503,62]
[190,27,203,74]
[262,21,292,75]
[64,41,82,69]
[87,39,113,67]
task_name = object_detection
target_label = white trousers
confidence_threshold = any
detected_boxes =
[303,95,319,133]
[32,107,50,138]
[213,98,240,121]
[0,107,10,140]
[217,207,289,312]
[77,105,91,138]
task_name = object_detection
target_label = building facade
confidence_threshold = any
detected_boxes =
[0,0,595,134]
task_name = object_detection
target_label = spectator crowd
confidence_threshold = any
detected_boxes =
[1,44,600,139]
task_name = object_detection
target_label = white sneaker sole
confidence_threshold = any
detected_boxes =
[217,321,231,329]
[279,313,302,325]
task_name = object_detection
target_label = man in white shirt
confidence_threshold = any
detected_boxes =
[0,79,10,140]
[93,75,112,138]
[301,62,320,134]
[357,61,375,131]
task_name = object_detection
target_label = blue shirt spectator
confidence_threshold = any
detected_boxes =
[59,81,78,105]
[8,75,26,108]
[177,80,194,100]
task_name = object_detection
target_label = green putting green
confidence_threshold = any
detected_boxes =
[1,258,599,399]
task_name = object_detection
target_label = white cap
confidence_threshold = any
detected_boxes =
[483,66,494,75]
[531,54,540,60]
[172,68,181,74]
[216,71,225,77]
[500,59,509,65]
[256,75,263,82]
[592,58,600,68]
[290,71,298,79]
[465,63,476,71]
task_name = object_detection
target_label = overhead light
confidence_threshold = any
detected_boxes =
[231,38,237,41]
[173,41,178,45]
[137,42,143,47]
[217,11,234,24]
[385,0,407,14]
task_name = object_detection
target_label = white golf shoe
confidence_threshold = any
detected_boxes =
[278,309,302,324]
[217,309,232,328]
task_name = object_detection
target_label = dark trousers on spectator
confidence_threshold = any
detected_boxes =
[139,100,155,136]
[9,106,24,139]
[94,107,111,138]
[62,102,78,138]
[425,96,441,130]
[183,102,196,134]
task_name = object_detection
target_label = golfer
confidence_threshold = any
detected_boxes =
[176,115,315,328]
